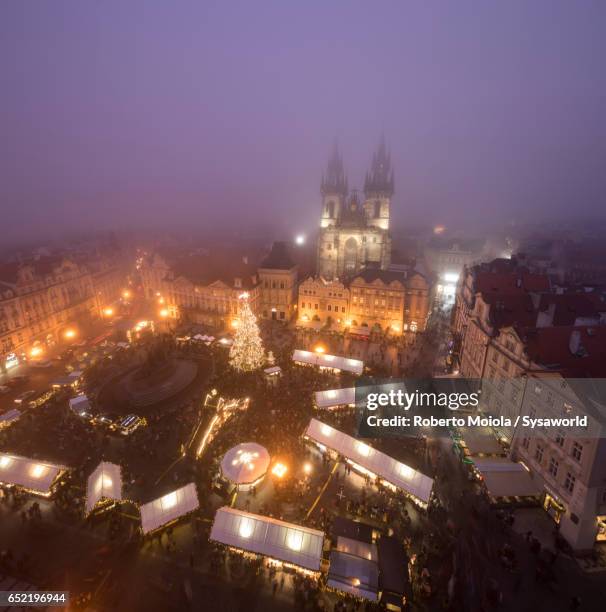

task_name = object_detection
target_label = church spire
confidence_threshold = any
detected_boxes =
[364,137,394,197]
[321,142,348,196]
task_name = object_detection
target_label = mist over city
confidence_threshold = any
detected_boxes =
[1,2,606,612]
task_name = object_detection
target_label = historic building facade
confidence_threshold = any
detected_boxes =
[0,254,127,372]
[257,242,298,322]
[317,142,393,280]
[140,251,261,330]
[297,268,430,335]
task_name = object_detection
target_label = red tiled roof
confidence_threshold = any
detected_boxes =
[517,325,606,378]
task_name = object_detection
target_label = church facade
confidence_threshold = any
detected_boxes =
[317,141,394,280]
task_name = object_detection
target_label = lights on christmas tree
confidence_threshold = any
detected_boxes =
[229,293,265,372]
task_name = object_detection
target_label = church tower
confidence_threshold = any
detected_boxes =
[320,144,347,228]
[363,137,394,231]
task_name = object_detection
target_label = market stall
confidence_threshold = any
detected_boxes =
[139,483,199,534]
[220,443,270,492]
[292,350,364,376]
[0,453,67,497]
[85,461,123,514]
[314,387,356,410]
[471,457,541,505]
[304,418,434,507]
[210,506,325,573]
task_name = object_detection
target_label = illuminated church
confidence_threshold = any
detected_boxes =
[317,140,394,280]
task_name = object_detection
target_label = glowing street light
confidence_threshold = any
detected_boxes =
[271,462,288,478]
[303,462,312,476]
[103,307,114,317]
[314,345,325,354]
[64,328,76,340]
[159,309,169,318]
[295,234,305,245]
[30,346,43,358]
[122,290,131,299]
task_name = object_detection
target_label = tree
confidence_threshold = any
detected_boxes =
[229,293,265,372]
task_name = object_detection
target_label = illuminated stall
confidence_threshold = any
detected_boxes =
[85,461,123,514]
[210,506,325,574]
[314,387,356,410]
[220,443,270,492]
[327,551,379,601]
[471,457,541,506]
[292,350,364,376]
[0,453,67,497]
[0,409,21,431]
[304,419,433,508]
[139,483,199,534]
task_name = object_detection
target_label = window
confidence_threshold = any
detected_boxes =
[341,307,346,313]
[502,360,510,373]
[280,311,285,320]
[572,442,583,462]
[327,305,332,312]
[280,281,285,289]
[272,281,276,289]
[511,388,519,402]
[548,458,559,478]
[564,472,576,494]
[314,304,318,310]
[535,444,544,463]
[522,437,530,449]
[563,403,573,415]
[534,383,542,396]
[555,431,565,447]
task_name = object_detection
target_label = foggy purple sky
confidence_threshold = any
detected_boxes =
[1,1,605,243]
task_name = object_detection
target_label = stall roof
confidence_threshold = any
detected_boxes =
[69,394,90,413]
[459,429,505,455]
[327,551,379,601]
[264,366,282,375]
[335,536,378,562]
[86,461,123,513]
[140,483,199,534]
[210,506,325,571]
[292,350,364,376]
[305,419,434,504]
[331,517,374,544]
[314,388,356,409]
[474,461,541,498]
[0,453,66,494]
[220,443,270,486]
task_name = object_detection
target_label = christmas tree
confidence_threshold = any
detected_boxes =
[229,293,265,372]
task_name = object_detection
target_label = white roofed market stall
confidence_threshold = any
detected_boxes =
[0,453,67,496]
[314,388,356,410]
[210,506,325,572]
[139,483,199,534]
[85,461,123,513]
[304,419,433,506]
[220,443,270,491]
[292,350,364,376]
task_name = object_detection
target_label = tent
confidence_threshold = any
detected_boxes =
[85,461,123,513]
[210,506,325,572]
[304,418,433,505]
[0,453,66,496]
[292,350,364,376]
[140,483,199,534]
[314,388,356,410]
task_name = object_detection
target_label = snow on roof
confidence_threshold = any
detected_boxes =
[0,453,66,495]
[85,461,123,513]
[304,419,433,504]
[220,443,270,486]
[314,387,355,409]
[292,350,364,375]
[210,506,325,571]
[140,483,199,534]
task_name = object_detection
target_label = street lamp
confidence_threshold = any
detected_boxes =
[64,329,76,340]
[159,309,169,318]
[103,307,114,317]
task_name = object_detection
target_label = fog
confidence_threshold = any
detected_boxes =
[1,1,606,245]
